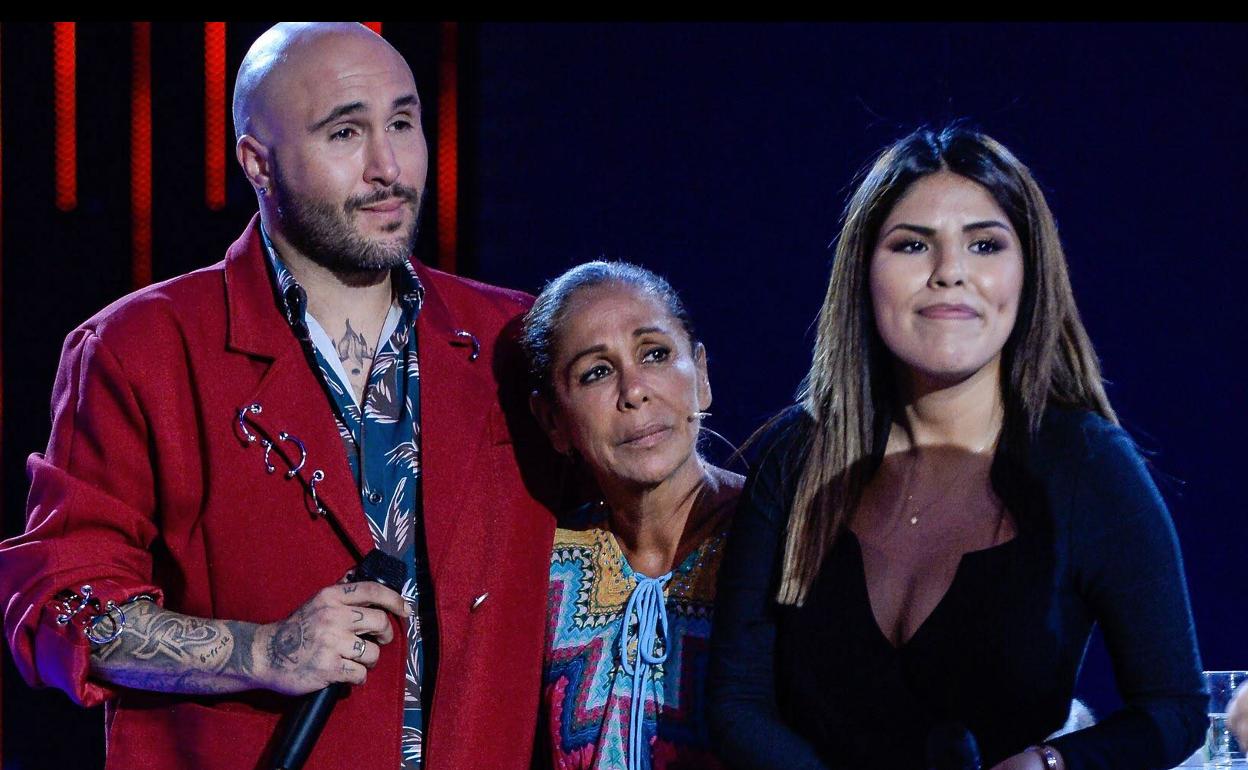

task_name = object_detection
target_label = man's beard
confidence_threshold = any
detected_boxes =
[271,177,423,275]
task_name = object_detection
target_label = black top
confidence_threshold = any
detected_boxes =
[707,406,1207,770]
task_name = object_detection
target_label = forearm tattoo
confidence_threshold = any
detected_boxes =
[89,600,260,695]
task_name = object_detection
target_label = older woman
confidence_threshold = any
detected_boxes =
[523,262,743,770]
[708,127,1207,770]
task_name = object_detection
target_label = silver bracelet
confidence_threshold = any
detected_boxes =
[1027,744,1059,769]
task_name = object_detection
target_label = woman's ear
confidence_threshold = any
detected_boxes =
[529,390,571,456]
[693,342,712,413]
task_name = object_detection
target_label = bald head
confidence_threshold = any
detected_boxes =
[232,22,413,143]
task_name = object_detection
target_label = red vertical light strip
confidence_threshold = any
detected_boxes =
[436,22,458,274]
[204,22,226,211]
[131,22,153,289]
[53,22,77,211]
[362,22,383,35]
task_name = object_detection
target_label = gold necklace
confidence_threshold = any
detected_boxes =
[895,456,924,526]
[894,447,989,526]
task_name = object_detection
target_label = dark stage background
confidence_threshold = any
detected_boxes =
[2,21,1243,768]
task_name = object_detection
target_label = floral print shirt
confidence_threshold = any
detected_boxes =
[264,232,428,769]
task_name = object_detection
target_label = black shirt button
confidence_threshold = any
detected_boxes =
[368,490,383,504]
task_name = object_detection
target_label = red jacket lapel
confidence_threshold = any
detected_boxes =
[415,263,496,584]
[222,215,376,560]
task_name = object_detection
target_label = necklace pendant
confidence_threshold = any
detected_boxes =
[909,515,919,525]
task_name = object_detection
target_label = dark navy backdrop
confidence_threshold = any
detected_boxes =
[1,21,1242,768]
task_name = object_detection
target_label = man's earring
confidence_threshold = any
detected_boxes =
[258,186,268,195]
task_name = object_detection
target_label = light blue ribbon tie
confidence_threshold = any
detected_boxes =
[619,571,673,770]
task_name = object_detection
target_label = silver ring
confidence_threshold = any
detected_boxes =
[452,330,480,362]
[278,432,307,478]
[352,638,366,659]
[84,601,126,645]
[260,439,276,473]
[56,584,96,625]
[308,469,326,515]
[236,404,262,444]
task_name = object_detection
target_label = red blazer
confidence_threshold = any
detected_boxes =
[0,217,557,770]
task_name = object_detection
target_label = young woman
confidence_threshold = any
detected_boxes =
[708,127,1207,770]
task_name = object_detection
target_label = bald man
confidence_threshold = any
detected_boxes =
[0,23,556,770]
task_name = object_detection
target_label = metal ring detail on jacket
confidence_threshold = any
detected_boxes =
[236,406,327,517]
[54,584,126,645]
[261,439,277,474]
[308,469,327,516]
[84,601,126,645]
[55,583,99,627]
[236,403,263,444]
[278,432,307,478]
[452,330,480,361]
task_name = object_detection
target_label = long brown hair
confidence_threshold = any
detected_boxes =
[778,126,1115,606]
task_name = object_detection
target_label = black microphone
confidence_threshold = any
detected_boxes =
[925,721,982,770]
[271,549,408,770]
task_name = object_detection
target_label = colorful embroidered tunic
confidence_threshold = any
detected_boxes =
[264,233,428,769]
[543,518,729,770]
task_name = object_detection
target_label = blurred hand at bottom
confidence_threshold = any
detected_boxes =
[1230,681,1248,752]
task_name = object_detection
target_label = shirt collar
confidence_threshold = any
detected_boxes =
[260,225,425,326]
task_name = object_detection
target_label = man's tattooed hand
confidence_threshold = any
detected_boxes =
[267,611,309,669]
[255,581,408,696]
[86,580,408,698]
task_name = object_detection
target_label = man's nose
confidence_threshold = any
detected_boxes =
[364,132,400,187]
